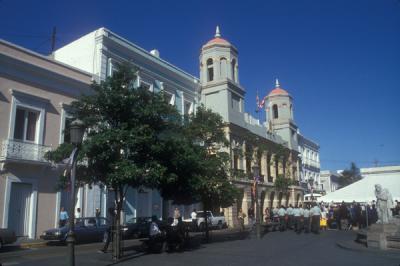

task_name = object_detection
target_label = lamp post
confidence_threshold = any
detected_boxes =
[66,119,85,266]
[252,164,261,239]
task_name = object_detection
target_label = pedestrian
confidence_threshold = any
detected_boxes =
[147,215,164,253]
[237,208,246,231]
[75,207,82,219]
[264,207,271,223]
[320,205,327,231]
[310,203,321,234]
[339,201,348,230]
[191,209,198,231]
[59,207,69,227]
[303,205,310,233]
[172,207,181,226]
[99,207,115,253]
[95,208,101,218]
[293,205,301,233]
[278,205,286,231]
[248,206,255,227]
[287,204,294,230]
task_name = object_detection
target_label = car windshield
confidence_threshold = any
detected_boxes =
[196,212,211,218]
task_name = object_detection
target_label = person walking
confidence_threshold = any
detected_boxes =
[59,207,69,227]
[172,207,181,226]
[278,205,287,231]
[248,206,255,227]
[264,207,271,223]
[310,203,321,234]
[238,208,246,231]
[287,204,294,230]
[75,207,82,219]
[293,205,301,233]
[95,208,101,218]
[339,201,348,230]
[191,209,198,231]
[320,205,328,231]
[303,205,310,233]
[99,207,115,253]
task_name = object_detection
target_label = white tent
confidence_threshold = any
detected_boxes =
[318,171,400,203]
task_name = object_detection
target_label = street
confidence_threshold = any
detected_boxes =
[1,229,399,266]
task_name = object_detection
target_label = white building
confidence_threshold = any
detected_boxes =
[53,28,200,222]
[319,170,340,194]
[298,133,321,191]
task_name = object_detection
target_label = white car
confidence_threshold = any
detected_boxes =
[185,211,227,231]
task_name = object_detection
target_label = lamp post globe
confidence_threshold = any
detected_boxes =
[70,119,85,145]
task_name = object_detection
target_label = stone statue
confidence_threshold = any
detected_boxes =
[374,184,394,224]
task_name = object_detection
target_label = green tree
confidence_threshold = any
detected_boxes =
[338,162,362,187]
[160,106,239,241]
[47,63,183,259]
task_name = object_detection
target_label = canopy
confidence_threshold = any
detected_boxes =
[318,171,400,203]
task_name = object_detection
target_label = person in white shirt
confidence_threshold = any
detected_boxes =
[303,205,310,233]
[310,203,321,234]
[293,205,301,233]
[278,206,287,231]
[75,208,81,219]
[191,209,198,231]
[272,207,279,222]
[287,204,294,230]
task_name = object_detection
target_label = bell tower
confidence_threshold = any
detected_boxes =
[199,26,245,123]
[266,79,298,150]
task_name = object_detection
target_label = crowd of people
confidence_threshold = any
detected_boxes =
[238,199,400,235]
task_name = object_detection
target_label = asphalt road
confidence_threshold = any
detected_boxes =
[1,229,399,266]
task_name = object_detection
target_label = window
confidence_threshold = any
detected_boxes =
[140,81,151,91]
[63,116,73,143]
[13,107,39,142]
[233,152,239,170]
[272,104,279,119]
[220,57,227,78]
[207,58,214,82]
[184,101,192,115]
[231,59,236,81]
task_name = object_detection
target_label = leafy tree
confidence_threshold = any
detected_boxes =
[160,106,239,241]
[46,63,183,259]
[274,174,293,192]
[338,162,362,187]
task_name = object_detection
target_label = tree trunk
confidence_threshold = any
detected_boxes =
[113,187,123,260]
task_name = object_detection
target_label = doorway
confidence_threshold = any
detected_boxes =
[8,182,32,237]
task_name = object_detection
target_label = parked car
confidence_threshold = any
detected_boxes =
[40,217,109,244]
[0,228,17,249]
[123,217,167,239]
[184,211,227,231]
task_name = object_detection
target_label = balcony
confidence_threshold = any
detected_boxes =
[0,139,52,163]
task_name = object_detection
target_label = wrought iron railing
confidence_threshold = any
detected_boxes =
[0,139,52,163]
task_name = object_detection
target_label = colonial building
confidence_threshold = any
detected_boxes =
[0,39,92,238]
[199,27,305,226]
[53,28,200,222]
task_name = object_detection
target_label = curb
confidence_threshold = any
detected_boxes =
[336,241,400,258]
[19,241,48,249]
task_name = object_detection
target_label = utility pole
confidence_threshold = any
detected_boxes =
[51,27,57,53]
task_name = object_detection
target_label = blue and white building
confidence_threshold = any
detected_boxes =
[53,28,200,221]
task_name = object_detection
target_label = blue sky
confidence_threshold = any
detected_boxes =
[1,0,399,170]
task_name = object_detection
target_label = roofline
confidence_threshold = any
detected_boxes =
[101,28,200,83]
[298,133,320,148]
[0,39,93,78]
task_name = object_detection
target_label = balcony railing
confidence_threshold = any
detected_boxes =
[0,139,52,163]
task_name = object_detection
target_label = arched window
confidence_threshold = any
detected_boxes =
[273,104,279,119]
[220,57,227,78]
[207,58,214,82]
[231,59,236,81]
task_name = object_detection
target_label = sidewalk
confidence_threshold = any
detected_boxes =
[336,239,400,259]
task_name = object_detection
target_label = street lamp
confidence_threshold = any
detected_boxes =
[252,164,261,239]
[67,119,85,266]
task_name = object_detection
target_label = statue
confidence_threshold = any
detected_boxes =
[374,184,394,224]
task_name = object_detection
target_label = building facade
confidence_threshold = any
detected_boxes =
[319,170,340,194]
[199,27,306,227]
[298,134,321,193]
[0,40,92,238]
[53,28,200,222]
